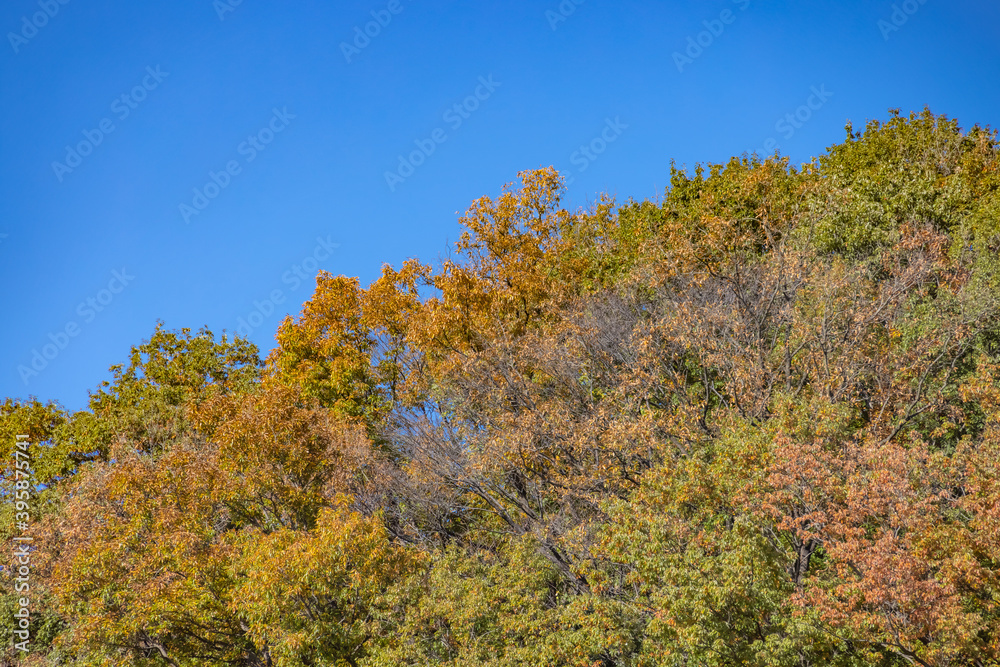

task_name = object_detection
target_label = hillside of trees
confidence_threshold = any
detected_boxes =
[5,108,1000,666]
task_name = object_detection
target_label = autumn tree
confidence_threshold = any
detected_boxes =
[7,109,1000,667]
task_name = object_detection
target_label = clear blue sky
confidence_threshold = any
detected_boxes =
[2,0,998,411]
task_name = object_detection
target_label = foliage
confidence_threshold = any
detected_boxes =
[4,109,1000,666]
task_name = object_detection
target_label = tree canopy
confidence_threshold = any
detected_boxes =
[5,108,1000,666]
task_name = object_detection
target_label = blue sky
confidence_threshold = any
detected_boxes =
[1,0,998,411]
